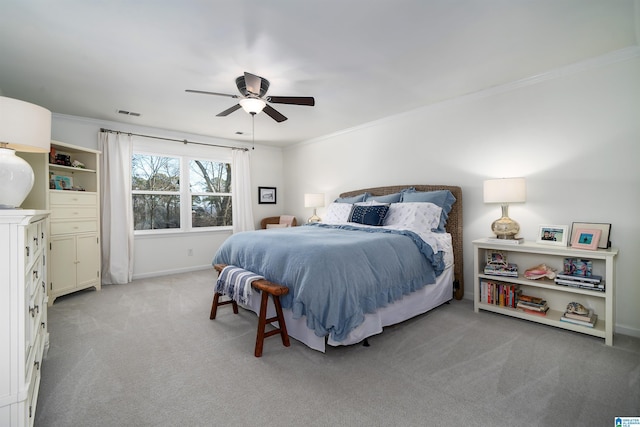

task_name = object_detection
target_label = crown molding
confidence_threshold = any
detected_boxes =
[290,46,640,150]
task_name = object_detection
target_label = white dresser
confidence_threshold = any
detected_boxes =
[0,210,49,426]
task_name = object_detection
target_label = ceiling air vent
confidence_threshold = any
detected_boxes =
[117,110,141,117]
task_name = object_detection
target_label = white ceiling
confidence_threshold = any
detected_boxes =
[0,1,638,147]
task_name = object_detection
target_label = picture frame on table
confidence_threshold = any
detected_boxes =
[258,186,277,204]
[571,228,602,251]
[570,222,611,249]
[51,174,72,190]
[486,250,507,266]
[536,224,569,246]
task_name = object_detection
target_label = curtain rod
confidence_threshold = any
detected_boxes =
[99,128,249,151]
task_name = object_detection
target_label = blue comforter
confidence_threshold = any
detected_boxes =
[212,223,445,342]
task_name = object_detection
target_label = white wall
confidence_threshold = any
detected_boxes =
[282,53,640,337]
[51,115,286,278]
[49,51,640,337]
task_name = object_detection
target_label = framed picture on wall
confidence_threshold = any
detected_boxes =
[258,187,276,204]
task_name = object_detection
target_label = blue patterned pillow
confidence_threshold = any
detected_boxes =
[348,204,390,226]
[401,190,456,232]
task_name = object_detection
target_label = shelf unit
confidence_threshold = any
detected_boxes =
[472,238,618,345]
[18,141,101,305]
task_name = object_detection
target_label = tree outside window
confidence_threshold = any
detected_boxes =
[190,160,232,227]
[132,154,232,231]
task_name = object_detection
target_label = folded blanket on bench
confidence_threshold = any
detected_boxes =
[215,265,264,305]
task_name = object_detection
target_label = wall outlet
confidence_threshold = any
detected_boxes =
[187,249,193,256]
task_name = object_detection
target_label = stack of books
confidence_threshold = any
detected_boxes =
[484,263,518,277]
[554,273,604,292]
[560,308,597,328]
[516,294,549,316]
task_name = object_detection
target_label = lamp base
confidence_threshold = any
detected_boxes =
[491,216,520,239]
[307,214,321,223]
[307,208,321,223]
[0,147,35,209]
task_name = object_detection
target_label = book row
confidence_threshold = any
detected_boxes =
[479,280,522,308]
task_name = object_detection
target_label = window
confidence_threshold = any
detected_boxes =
[189,160,232,228]
[132,153,232,232]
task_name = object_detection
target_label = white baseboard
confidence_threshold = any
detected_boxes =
[132,264,213,280]
[614,324,640,339]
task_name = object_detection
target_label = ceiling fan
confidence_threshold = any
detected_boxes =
[186,72,315,123]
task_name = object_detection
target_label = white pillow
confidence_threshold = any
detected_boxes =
[384,202,443,231]
[266,223,288,229]
[323,202,353,224]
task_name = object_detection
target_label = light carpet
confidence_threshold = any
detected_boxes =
[35,269,640,426]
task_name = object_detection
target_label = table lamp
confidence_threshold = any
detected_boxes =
[304,193,324,223]
[0,96,52,209]
[483,178,526,239]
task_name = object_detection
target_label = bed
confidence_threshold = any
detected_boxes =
[212,185,463,352]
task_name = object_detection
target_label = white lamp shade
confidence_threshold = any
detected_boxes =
[0,96,52,153]
[239,98,266,114]
[0,96,52,208]
[483,178,526,203]
[304,193,325,208]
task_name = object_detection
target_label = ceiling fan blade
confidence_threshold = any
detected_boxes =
[244,72,263,96]
[267,96,315,106]
[186,89,238,99]
[216,104,242,117]
[263,104,288,122]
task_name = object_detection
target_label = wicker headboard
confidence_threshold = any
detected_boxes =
[339,185,463,300]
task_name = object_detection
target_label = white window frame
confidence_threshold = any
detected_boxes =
[132,137,233,235]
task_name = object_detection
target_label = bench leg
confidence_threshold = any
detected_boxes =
[255,292,269,357]
[210,292,238,320]
[255,292,291,357]
[272,294,290,348]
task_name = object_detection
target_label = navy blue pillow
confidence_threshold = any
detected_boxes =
[348,204,390,226]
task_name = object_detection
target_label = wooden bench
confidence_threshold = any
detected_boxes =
[211,264,290,357]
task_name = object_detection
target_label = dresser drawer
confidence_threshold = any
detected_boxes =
[50,206,97,220]
[50,191,97,206]
[27,356,42,425]
[25,282,44,367]
[51,220,98,235]
[26,255,44,299]
[25,221,41,267]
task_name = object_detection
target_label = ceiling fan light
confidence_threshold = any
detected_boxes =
[239,98,266,114]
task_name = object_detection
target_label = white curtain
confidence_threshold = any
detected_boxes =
[231,149,255,233]
[99,132,134,284]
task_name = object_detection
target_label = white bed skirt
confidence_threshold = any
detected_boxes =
[240,265,454,352]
